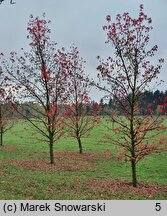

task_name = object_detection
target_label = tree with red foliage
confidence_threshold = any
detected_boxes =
[0,14,68,164]
[96,5,167,187]
[64,46,100,154]
[0,68,14,146]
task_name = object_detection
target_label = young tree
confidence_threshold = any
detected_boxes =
[64,47,100,154]
[0,14,68,164]
[96,5,166,187]
[0,103,14,146]
[0,69,14,146]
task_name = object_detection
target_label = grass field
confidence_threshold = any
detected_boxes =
[0,118,167,200]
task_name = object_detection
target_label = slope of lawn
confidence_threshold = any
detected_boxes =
[0,118,167,200]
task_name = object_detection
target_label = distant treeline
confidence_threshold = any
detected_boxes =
[99,90,167,115]
[1,90,167,120]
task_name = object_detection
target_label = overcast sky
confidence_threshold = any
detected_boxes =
[0,0,167,101]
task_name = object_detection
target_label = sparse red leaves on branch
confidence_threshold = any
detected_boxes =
[96,4,167,187]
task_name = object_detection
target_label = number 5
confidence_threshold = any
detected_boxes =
[155,203,161,211]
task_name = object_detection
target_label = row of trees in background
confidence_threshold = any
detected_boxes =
[100,90,167,115]
[0,5,167,187]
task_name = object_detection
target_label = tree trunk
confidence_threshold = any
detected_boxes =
[49,138,54,164]
[131,159,137,187]
[0,105,2,146]
[77,137,83,154]
[0,126,3,146]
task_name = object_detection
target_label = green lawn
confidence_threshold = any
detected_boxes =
[0,118,167,200]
